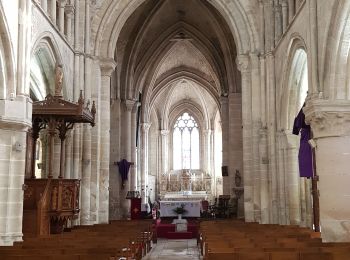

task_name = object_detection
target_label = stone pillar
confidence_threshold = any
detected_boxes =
[0,127,28,245]
[80,124,92,224]
[140,122,151,204]
[281,0,288,33]
[288,0,295,23]
[305,99,350,242]
[266,52,278,224]
[57,0,66,33]
[274,4,282,45]
[50,0,57,25]
[65,5,74,43]
[236,54,254,222]
[259,128,269,223]
[263,1,274,52]
[99,59,116,223]
[277,131,287,225]
[130,103,139,191]
[220,96,230,195]
[160,130,169,175]
[203,129,212,174]
[285,132,302,225]
[41,0,48,12]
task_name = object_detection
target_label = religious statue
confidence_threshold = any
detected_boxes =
[55,64,64,97]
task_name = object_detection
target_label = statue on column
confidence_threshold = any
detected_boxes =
[55,64,64,97]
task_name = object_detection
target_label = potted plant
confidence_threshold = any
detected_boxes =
[173,203,188,219]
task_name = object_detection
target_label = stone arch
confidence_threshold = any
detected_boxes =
[93,0,259,58]
[278,35,312,227]
[279,35,308,130]
[30,33,67,99]
[322,0,350,100]
[0,2,16,99]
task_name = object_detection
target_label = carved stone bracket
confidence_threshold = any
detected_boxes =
[304,98,350,138]
[141,122,152,133]
[236,54,251,73]
[100,58,117,77]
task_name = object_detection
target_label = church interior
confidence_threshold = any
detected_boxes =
[1,0,350,259]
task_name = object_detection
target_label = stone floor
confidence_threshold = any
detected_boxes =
[143,239,201,260]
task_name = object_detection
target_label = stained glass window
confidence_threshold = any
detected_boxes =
[173,113,200,170]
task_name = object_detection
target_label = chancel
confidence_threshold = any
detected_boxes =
[1,0,350,259]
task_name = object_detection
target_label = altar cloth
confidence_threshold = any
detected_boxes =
[159,200,201,217]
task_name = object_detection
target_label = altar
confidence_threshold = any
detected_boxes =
[159,200,201,217]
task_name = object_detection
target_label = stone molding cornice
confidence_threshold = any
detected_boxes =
[99,58,117,77]
[304,98,350,138]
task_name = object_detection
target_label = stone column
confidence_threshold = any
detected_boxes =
[277,131,287,225]
[288,0,295,23]
[236,54,254,222]
[65,5,74,43]
[57,0,66,33]
[119,99,135,217]
[203,129,212,174]
[285,132,302,225]
[263,1,275,52]
[80,123,92,224]
[259,127,269,223]
[160,130,169,175]
[266,52,279,223]
[50,0,57,25]
[41,0,48,12]
[274,3,282,45]
[281,0,288,33]
[99,59,116,223]
[305,99,350,242]
[130,103,139,191]
[220,96,230,195]
[140,122,151,204]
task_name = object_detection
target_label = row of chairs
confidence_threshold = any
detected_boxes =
[0,220,154,260]
[199,220,350,260]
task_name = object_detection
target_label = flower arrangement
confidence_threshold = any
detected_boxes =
[173,203,188,215]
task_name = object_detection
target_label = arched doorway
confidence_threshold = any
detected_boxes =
[106,0,246,219]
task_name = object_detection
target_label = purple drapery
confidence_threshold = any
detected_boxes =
[292,108,313,178]
[117,159,131,188]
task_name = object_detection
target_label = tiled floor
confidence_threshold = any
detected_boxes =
[143,239,201,260]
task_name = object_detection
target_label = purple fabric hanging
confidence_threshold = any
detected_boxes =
[117,159,131,188]
[292,109,313,178]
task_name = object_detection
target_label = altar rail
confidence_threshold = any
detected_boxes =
[23,179,80,236]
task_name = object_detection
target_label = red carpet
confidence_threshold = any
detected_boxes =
[155,219,199,239]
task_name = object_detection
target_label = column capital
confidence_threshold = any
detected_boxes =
[141,122,152,132]
[99,58,117,77]
[236,54,251,73]
[65,4,75,16]
[304,98,350,138]
[57,0,67,8]
[123,99,137,111]
[160,130,169,136]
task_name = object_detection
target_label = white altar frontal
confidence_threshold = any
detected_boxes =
[159,200,201,217]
